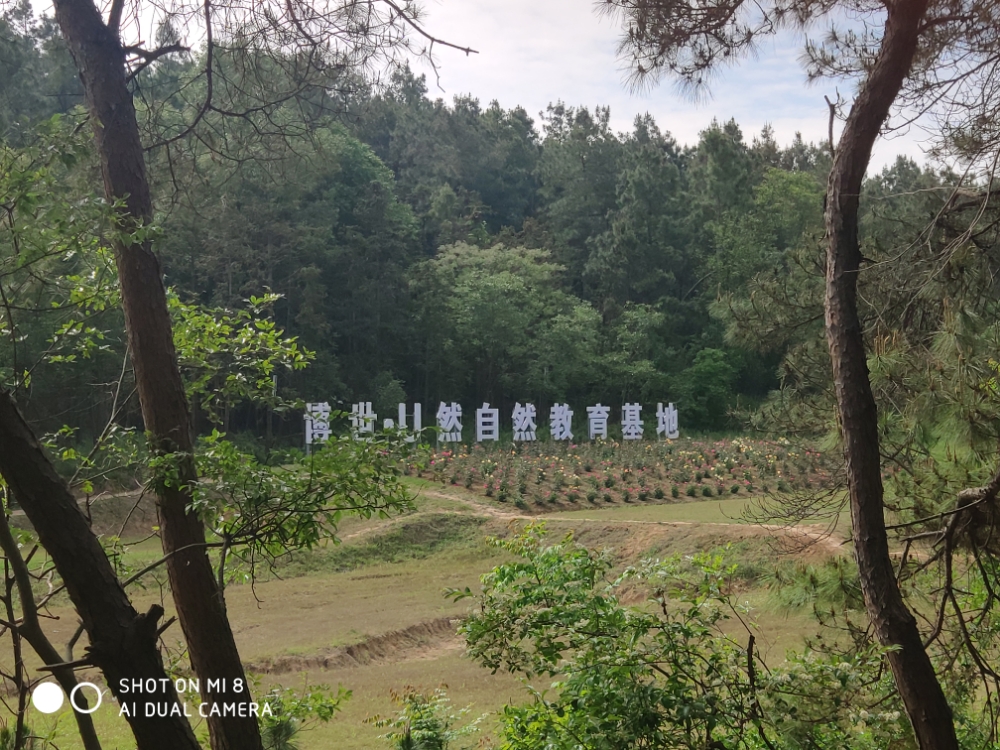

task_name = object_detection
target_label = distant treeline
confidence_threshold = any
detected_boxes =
[0,16,956,440]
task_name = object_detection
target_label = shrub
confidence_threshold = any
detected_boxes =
[702,486,714,498]
[654,487,665,500]
[671,485,680,499]
[369,687,480,750]
[686,485,698,497]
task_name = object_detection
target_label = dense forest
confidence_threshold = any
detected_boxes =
[0,9,909,439]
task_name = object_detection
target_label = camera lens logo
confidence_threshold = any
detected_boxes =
[31,682,102,714]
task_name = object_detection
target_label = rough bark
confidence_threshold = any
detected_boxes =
[48,1,263,748]
[0,391,200,750]
[824,1,958,747]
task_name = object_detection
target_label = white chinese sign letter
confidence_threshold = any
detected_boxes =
[437,402,463,442]
[476,403,500,442]
[550,404,573,441]
[656,402,679,439]
[587,404,610,440]
[512,402,537,442]
[621,403,643,440]
[305,402,332,446]
[350,402,376,436]
[397,403,423,442]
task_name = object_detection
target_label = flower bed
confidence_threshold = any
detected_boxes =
[413,438,838,511]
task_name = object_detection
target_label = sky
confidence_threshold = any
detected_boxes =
[411,0,931,171]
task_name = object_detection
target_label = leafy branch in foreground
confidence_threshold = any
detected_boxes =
[453,525,757,750]
[451,526,995,750]
[191,426,417,587]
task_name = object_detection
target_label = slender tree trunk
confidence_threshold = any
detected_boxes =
[0,392,201,750]
[49,2,263,748]
[0,511,103,750]
[824,2,958,748]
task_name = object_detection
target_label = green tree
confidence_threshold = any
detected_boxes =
[411,243,599,405]
[709,169,824,292]
[536,104,624,292]
[158,121,420,409]
[585,116,689,307]
[452,527,980,750]
[453,527,756,750]
[672,348,738,430]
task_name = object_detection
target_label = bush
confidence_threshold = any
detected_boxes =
[0,726,40,750]
[261,683,346,750]
[702,486,714,498]
[603,492,614,503]
[671,485,680,498]
[730,484,740,494]
[654,487,665,499]
[369,687,480,750]
[457,529,764,750]
[686,485,698,497]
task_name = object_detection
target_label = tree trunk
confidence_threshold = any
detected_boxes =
[48,1,263,748]
[0,391,201,750]
[0,510,103,750]
[824,2,958,748]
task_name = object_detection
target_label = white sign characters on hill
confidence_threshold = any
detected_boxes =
[304,401,679,446]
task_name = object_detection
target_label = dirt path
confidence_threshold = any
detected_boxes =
[246,617,463,675]
[415,487,844,554]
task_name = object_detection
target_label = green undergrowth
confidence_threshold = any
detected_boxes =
[272,513,488,578]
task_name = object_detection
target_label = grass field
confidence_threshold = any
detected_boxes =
[9,476,853,750]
